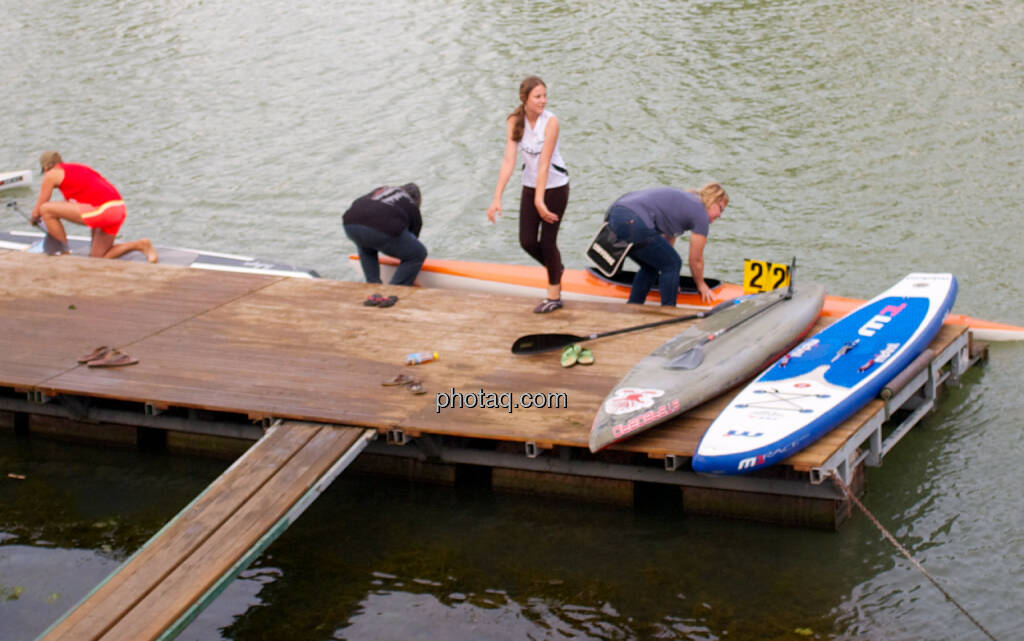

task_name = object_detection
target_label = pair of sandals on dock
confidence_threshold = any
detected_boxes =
[561,343,594,368]
[77,346,138,368]
[364,293,399,307]
[381,373,425,394]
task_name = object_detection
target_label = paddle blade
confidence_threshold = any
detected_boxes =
[511,333,584,354]
[666,347,704,370]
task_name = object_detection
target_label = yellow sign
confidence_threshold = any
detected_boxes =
[743,259,791,294]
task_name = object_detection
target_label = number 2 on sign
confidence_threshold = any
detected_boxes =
[743,259,790,293]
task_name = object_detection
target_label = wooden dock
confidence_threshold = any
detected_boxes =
[0,250,986,640]
[0,251,984,511]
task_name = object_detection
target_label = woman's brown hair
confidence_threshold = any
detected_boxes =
[507,75,546,143]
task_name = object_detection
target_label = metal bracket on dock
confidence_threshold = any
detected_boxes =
[386,429,408,446]
[525,441,542,459]
[144,403,165,416]
[810,328,972,486]
[28,389,54,405]
[950,342,970,386]
[664,455,683,472]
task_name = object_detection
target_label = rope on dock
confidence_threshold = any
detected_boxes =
[830,473,1000,641]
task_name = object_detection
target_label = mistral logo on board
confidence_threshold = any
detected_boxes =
[858,302,907,337]
[738,455,766,470]
[737,444,794,470]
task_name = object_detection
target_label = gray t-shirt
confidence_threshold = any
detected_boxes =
[613,187,709,238]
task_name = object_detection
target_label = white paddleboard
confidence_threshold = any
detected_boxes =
[0,170,32,192]
[693,273,957,475]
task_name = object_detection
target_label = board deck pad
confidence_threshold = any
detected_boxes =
[692,272,957,475]
[590,282,826,452]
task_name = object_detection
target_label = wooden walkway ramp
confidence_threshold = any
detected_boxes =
[37,420,374,641]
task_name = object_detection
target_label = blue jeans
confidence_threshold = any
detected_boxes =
[607,205,682,306]
[343,224,427,286]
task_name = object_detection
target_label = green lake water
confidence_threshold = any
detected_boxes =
[2,1,1022,639]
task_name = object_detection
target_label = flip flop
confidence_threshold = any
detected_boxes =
[363,293,386,306]
[377,295,399,308]
[87,350,139,368]
[577,348,595,366]
[407,381,425,394]
[561,343,581,368]
[382,373,415,386]
[77,345,112,363]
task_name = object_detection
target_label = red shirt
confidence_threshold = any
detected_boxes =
[57,163,121,206]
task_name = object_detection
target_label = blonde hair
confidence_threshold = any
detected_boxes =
[507,75,546,143]
[692,182,728,210]
[40,151,63,172]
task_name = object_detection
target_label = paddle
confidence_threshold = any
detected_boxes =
[667,257,797,370]
[511,298,739,354]
[5,200,70,253]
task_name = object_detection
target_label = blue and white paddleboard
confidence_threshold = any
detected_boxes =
[692,273,957,475]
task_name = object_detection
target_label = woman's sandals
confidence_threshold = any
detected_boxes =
[381,373,426,394]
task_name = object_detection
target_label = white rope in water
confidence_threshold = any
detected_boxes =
[830,473,1000,641]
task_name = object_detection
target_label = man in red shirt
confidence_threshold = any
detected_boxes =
[31,151,157,262]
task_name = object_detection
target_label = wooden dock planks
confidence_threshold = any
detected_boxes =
[0,252,969,468]
[38,421,370,641]
[0,252,284,394]
[0,252,717,446]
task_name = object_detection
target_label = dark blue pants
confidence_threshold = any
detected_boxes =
[343,224,427,286]
[607,205,681,306]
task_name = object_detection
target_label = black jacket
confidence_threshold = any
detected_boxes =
[342,186,422,237]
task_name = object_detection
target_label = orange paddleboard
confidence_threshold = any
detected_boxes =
[355,255,1024,342]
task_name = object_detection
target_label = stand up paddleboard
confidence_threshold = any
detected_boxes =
[590,281,826,452]
[0,229,319,278]
[360,254,1024,341]
[0,170,32,192]
[692,272,957,475]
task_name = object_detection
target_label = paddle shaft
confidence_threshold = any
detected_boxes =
[677,257,798,365]
[586,299,736,341]
[669,289,794,369]
[5,200,70,252]
[511,298,737,354]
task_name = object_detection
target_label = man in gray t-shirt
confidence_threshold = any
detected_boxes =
[607,185,727,305]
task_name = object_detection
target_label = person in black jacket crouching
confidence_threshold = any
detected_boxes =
[343,183,426,286]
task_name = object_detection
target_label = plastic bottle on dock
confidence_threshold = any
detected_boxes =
[406,351,439,365]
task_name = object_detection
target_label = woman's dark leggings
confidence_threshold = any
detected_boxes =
[519,184,569,286]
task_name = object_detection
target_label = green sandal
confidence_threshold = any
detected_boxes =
[560,343,581,367]
[577,347,594,365]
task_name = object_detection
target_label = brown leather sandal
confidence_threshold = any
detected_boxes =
[78,346,112,363]
[87,350,139,368]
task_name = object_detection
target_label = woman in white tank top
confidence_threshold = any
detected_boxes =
[486,75,571,313]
